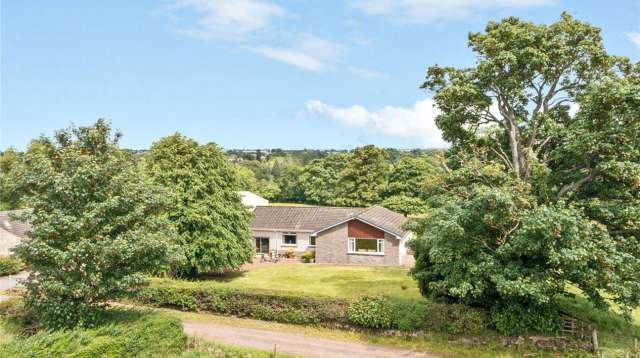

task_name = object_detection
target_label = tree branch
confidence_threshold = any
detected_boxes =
[557,170,595,198]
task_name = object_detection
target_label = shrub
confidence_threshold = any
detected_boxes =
[387,297,428,331]
[423,302,487,335]
[0,256,24,276]
[490,301,562,336]
[137,286,350,326]
[302,251,315,263]
[347,296,393,329]
[284,248,295,259]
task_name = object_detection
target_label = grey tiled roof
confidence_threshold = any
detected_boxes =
[250,205,409,237]
[0,209,31,238]
[251,206,365,232]
[356,205,409,237]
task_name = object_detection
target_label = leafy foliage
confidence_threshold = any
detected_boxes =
[0,256,24,276]
[422,12,619,179]
[381,195,427,216]
[0,149,26,210]
[144,134,254,276]
[347,296,393,329]
[332,145,388,207]
[422,302,487,335]
[297,153,348,205]
[489,301,562,336]
[12,120,182,328]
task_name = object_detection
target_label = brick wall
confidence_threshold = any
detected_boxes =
[315,221,400,266]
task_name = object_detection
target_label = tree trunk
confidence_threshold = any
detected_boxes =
[507,120,522,179]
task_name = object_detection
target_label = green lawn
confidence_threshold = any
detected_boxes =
[152,264,421,299]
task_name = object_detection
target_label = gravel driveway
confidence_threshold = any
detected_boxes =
[183,320,441,358]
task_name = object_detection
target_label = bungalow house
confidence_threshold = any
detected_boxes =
[250,205,413,266]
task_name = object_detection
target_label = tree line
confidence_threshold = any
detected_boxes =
[234,145,444,214]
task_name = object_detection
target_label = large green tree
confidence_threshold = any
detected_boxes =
[381,154,442,215]
[14,120,182,328]
[298,153,348,205]
[412,13,639,334]
[144,134,254,276]
[332,145,388,207]
[423,12,619,180]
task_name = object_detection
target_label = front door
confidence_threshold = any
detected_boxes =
[255,237,269,254]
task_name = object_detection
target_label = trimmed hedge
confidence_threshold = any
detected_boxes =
[137,285,488,334]
[0,256,24,276]
[137,286,350,326]
[423,301,487,335]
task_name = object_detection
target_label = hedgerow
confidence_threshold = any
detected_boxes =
[136,285,488,334]
[137,286,350,326]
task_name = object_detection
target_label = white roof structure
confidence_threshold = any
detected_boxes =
[239,191,269,211]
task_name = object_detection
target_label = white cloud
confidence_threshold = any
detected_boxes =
[347,66,390,79]
[350,0,558,24]
[167,1,388,76]
[252,34,347,72]
[306,99,448,148]
[626,32,640,49]
[173,0,288,40]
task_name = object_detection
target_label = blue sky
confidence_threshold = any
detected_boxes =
[2,0,639,150]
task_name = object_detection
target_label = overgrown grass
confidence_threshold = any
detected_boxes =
[183,337,300,358]
[153,264,421,299]
[0,310,186,357]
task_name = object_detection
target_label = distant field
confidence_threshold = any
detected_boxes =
[151,264,421,300]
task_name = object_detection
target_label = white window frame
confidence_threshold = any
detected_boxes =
[282,232,297,246]
[348,237,385,256]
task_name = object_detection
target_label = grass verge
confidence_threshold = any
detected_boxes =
[162,308,590,358]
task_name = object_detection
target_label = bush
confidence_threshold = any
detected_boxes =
[302,251,315,263]
[423,302,487,335]
[347,296,393,329]
[138,286,349,326]
[283,248,295,259]
[387,297,428,331]
[0,256,24,276]
[490,301,562,336]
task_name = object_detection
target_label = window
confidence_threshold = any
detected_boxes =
[348,238,385,254]
[309,236,316,246]
[283,233,297,245]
